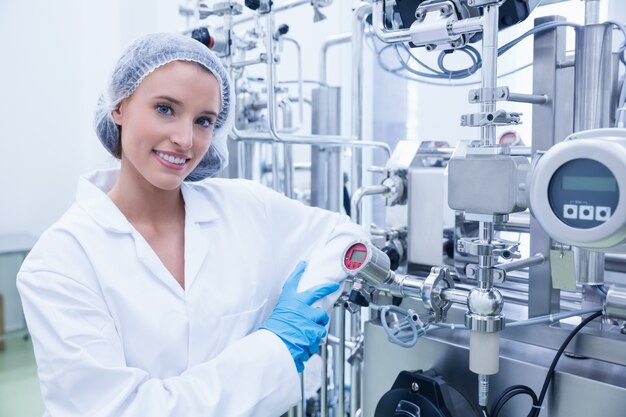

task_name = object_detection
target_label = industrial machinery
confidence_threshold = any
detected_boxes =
[178,0,626,416]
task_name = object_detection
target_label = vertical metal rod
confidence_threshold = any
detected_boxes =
[478,374,489,407]
[573,23,614,288]
[298,373,305,417]
[283,38,304,131]
[320,33,352,85]
[480,5,499,147]
[574,23,615,132]
[321,339,328,417]
[337,307,346,417]
[279,98,295,197]
[272,144,282,192]
[350,311,362,417]
[350,3,371,195]
[475,4,500,408]
[529,15,569,317]
[284,144,294,198]
[585,0,602,25]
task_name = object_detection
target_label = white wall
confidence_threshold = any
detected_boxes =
[0,1,191,239]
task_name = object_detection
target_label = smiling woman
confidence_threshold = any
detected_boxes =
[15,32,368,417]
[111,62,220,188]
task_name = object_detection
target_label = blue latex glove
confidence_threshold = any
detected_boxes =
[261,261,340,372]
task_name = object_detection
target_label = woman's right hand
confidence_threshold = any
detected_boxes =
[260,261,340,372]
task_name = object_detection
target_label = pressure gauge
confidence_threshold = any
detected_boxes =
[342,241,392,285]
[529,129,626,251]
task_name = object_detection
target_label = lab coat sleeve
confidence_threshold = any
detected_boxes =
[252,181,369,312]
[18,267,300,417]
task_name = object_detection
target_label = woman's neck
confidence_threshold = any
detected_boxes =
[108,165,185,227]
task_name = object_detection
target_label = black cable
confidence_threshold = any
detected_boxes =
[534,311,603,415]
[490,385,537,417]
[490,311,603,417]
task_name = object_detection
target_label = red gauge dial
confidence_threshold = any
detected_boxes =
[344,243,368,270]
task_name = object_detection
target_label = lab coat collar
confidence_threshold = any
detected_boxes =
[76,169,132,233]
[180,181,220,224]
[76,169,220,234]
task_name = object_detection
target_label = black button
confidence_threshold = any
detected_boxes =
[567,208,574,215]
[599,210,607,217]
[583,209,590,216]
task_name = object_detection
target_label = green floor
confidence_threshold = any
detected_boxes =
[0,331,44,417]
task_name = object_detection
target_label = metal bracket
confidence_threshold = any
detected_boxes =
[465,264,506,284]
[381,173,407,206]
[422,267,455,322]
[411,1,466,51]
[466,0,505,7]
[460,110,522,127]
[468,87,506,103]
[469,87,549,105]
[458,237,520,259]
[199,2,243,18]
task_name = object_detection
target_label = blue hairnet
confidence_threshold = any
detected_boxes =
[94,32,234,181]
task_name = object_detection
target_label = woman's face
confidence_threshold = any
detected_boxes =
[111,61,221,191]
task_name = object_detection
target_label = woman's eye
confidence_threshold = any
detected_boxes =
[196,117,215,128]
[156,104,173,115]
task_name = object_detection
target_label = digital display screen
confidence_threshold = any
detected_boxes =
[562,176,617,192]
[350,250,366,262]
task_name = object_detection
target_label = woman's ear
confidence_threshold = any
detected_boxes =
[111,101,124,125]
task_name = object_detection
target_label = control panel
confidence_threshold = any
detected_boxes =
[529,129,626,251]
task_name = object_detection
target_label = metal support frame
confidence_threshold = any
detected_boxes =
[529,16,573,317]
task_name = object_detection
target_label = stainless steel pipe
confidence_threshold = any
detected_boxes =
[320,32,351,84]
[350,185,390,225]
[497,254,546,273]
[351,2,372,195]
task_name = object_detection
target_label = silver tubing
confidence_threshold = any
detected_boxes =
[327,334,357,350]
[278,98,294,197]
[605,285,626,321]
[480,5,499,147]
[506,92,549,105]
[351,2,372,196]
[234,0,311,26]
[449,16,484,37]
[283,37,304,131]
[283,144,294,198]
[230,125,392,155]
[575,248,606,285]
[497,254,546,272]
[573,23,614,132]
[337,307,346,417]
[478,374,489,407]
[298,373,305,417]
[440,287,470,305]
[372,0,412,43]
[350,185,390,225]
[320,32,352,84]
[585,0,602,25]
[278,97,294,131]
[240,15,392,156]
[474,6,500,409]
[230,55,266,69]
[272,143,281,192]
[321,339,328,417]
[350,311,362,417]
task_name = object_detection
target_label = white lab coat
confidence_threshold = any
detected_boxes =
[17,169,367,417]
